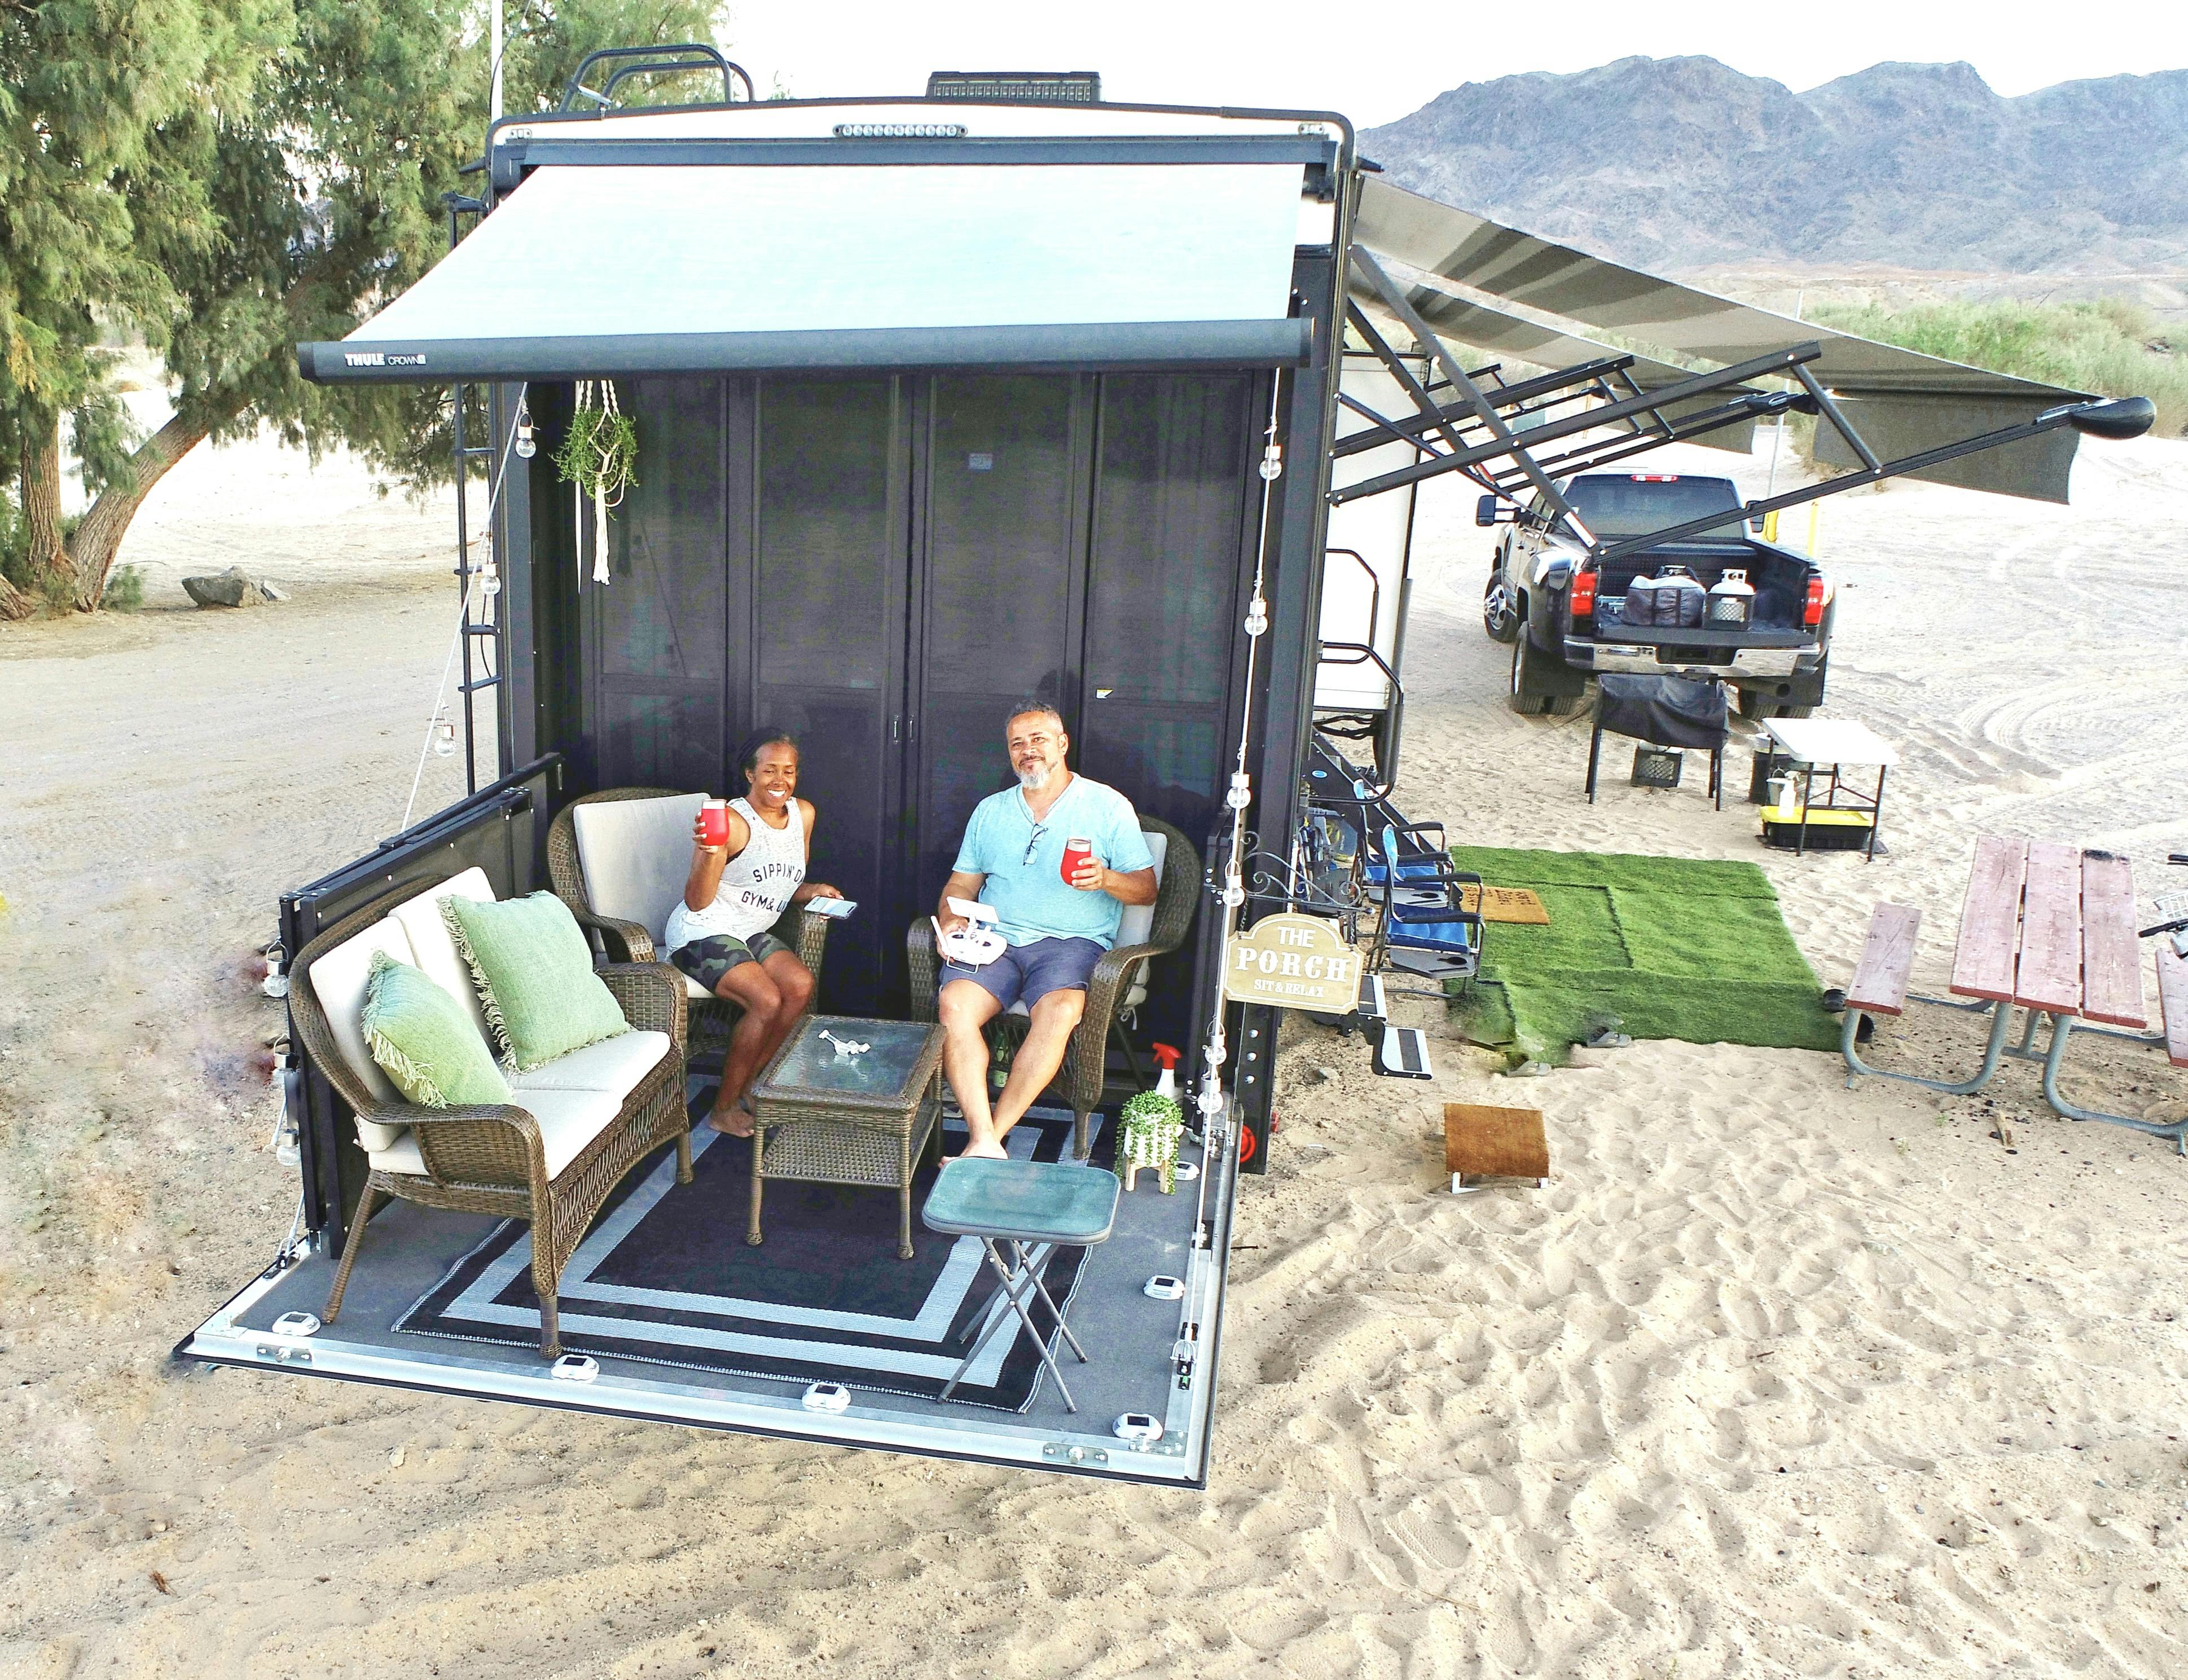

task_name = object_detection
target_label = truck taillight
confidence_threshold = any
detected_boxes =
[1803,577,1826,627]
[1570,564,1597,618]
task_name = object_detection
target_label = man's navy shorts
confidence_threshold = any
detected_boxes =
[943,935,1103,1012]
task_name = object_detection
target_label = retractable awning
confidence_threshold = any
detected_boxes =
[1354,179,2090,501]
[1350,276,1759,455]
[300,161,1313,383]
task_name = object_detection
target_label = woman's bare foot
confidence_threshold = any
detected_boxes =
[948,1137,1008,1162]
[707,1097,756,1138]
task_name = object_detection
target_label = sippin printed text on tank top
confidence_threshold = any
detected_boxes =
[739,860,802,916]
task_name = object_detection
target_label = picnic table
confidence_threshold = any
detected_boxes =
[1842,836,2188,1150]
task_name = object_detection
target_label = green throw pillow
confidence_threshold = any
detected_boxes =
[441,891,630,1072]
[361,952,513,1109]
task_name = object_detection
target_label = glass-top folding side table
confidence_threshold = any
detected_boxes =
[747,1015,946,1260]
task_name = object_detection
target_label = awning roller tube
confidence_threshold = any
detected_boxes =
[299,319,1313,382]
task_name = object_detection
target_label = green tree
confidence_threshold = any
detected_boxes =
[1,0,293,615]
[1,0,727,619]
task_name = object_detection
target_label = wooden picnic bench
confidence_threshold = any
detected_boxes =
[1842,837,2187,1150]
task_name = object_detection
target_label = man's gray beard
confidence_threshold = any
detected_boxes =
[1017,765,1053,792]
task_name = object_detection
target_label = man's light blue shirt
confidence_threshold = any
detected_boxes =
[953,773,1155,949]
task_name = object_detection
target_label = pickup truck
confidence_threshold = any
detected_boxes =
[1479,472,1835,719]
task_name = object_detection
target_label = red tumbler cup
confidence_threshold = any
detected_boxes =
[700,799,731,848]
[1061,837,1093,886]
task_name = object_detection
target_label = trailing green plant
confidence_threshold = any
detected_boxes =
[555,381,638,582]
[553,399,640,499]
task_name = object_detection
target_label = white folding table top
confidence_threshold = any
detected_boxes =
[1761,717,1899,768]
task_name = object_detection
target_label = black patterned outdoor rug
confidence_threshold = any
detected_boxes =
[394,1080,1109,1411]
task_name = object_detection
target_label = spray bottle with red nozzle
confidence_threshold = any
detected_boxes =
[1150,1042,1183,1100]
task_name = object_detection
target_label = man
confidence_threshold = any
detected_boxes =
[935,703,1157,1159]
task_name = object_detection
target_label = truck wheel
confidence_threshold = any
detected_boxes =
[1509,635,1584,717]
[1483,575,1521,643]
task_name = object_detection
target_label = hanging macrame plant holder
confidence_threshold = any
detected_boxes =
[555,380,638,585]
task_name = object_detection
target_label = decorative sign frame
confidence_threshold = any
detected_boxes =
[1220,911,1361,1010]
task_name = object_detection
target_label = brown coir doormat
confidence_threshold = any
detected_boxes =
[1444,1103,1550,1185]
[1456,883,1550,925]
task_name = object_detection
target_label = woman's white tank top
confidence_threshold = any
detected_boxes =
[664,797,806,953]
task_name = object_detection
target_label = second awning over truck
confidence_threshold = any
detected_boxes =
[1352,179,2092,502]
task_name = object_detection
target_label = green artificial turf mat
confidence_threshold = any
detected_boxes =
[1446,844,1839,1066]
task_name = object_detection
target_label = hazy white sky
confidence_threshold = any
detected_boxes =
[725,1,2185,128]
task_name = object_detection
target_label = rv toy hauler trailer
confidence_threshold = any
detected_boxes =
[178,61,2151,1485]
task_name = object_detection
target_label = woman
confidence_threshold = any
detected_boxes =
[664,729,841,1136]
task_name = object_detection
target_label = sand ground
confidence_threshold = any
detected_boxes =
[3,424,2187,1678]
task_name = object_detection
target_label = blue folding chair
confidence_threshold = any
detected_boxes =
[1369,824,1484,986]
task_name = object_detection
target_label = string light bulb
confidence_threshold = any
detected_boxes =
[432,710,457,758]
[514,401,536,459]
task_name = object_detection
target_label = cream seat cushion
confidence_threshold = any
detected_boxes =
[385,867,499,1051]
[306,917,418,1150]
[366,1087,622,1180]
[570,793,706,953]
[1003,828,1168,1018]
[510,1030,673,1104]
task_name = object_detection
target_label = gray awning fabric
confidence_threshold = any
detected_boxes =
[1350,274,1756,455]
[301,161,1312,382]
[1354,178,2090,500]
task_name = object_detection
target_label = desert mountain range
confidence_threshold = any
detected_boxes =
[1361,57,2188,274]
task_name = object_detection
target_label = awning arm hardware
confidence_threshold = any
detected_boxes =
[1343,303,1487,480]
[559,44,754,115]
[1330,309,1823,507]
[1591,394,2157,564]
[1332,352,1637,459]
[1347,247,1585,534]
[1339,346,1822,507]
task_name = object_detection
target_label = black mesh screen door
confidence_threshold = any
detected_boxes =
[748,376,909,1018]
[1078,373,1257,1047]
[908,375,1093,932]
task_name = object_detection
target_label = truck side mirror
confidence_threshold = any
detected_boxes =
[1475,494,1500,528]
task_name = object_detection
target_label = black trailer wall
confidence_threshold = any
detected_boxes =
[523,370,1269,1041]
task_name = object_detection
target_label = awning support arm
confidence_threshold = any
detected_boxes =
[1505,390,1806,485]
[1591,401,2123,564]
[1792,363,1883,473]
[1333,390,1436,456]
[1347,246,1581,529]
[1330,352,1637,459]
[1329,344,1822,507]
[1342,302,1485,474]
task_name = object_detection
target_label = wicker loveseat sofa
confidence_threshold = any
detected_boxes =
[904,816,1199,1160]
[292,867,691,1357]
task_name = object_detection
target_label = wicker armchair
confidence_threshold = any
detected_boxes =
[293,895,691,1358]
[546,786,831,1056]
[906,816,1200,1160]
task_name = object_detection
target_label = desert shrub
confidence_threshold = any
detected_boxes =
[1810,298,2188,437]
[102,563,145,612]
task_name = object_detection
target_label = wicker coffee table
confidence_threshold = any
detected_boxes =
[747,1015,946,1260]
